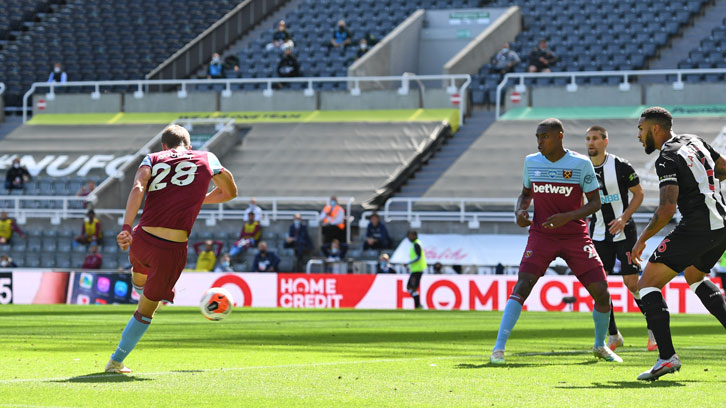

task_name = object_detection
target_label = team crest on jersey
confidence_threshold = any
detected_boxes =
[562,170,573,179]
[524,250,533,258]
[547,169,558,179]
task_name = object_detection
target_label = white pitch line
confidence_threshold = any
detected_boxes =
[0,404,78,408]
[0,354,487,385]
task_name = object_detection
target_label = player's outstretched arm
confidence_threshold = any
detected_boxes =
[117,166,152,251]
[514,186,533,227]
[204,168,238,204]
[543,189,600,229]
[632,184,678,266]
[609,183,644,235]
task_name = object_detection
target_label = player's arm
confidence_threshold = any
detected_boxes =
[631,184,678,266]
[514,185,533,227]
[715,156,726,181]
[544,189,601,229]
[609,183,644,235]
[117,166,152,251]
[203,168,238,204]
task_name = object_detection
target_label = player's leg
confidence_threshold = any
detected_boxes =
[684,235,726,328]
[490,271,540,364]
[106,294,159,373]
[636,262,681,380]
[406,272,423,309]
[593,240,622,346]
[685,266,726,329]
[563,237,621,362]
[491,232,556,363]
[107,232,187,373]
[131,271,147,297]
[582,277,622,362]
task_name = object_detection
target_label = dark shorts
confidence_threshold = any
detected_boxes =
[520,231,606,286]
[407,272,423,293]
[129,228,188,303]
[594,235,641,276]
[648,226,726,273]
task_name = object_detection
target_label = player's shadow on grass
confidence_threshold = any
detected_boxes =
[456,361,596,369]
[557,380,688,389]
[50,372,152,383]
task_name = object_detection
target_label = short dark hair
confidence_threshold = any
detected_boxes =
[407,230,418,238]
[161,125,191,149]
[640,107,673,131]
[586,125,608,139]
[537,118,564,134]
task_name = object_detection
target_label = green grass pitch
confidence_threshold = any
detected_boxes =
[1,305,725,407]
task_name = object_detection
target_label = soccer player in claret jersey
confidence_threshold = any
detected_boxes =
[632,107,726,381]
[490,118,622,364]
[585,126,654,351]
[105,125,238,374]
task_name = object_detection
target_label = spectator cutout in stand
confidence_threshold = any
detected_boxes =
[0,211,25,245]
[75,210,102,246]
[4,158,31,192]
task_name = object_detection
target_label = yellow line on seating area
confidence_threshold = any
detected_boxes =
[106,112,123,124]
[408,109,424,121]
[304,111,320,122]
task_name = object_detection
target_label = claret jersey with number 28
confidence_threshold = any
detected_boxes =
[137,150,224,235]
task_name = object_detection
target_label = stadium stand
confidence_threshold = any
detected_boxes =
[0,124,162,209]
[469,0,710,105]
[225,0,481,89]
[222,121,450,207]
[677,17,726,81]
[0,0,242,105]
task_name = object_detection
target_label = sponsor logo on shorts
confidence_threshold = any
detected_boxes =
[525,250,533,258]
[532,183,574,196]
[563,170,572,179]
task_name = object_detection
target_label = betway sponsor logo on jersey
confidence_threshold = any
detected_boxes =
[532,183,574,196]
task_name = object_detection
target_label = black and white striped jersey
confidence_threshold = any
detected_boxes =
[589,154,640,242]
[656,134,726,231]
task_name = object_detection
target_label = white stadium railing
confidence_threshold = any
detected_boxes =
[0,195,355,242]
[360,196,665,229]
[22,74,471,125]
[495,68,726,119]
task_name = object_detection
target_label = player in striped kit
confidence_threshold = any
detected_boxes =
[633,107,726,380]
[585,126,654,352]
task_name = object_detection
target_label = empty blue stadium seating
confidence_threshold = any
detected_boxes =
[0,0,240,105]
[473,0,708,104]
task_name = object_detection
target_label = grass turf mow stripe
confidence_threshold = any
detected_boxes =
[1,305,726,407]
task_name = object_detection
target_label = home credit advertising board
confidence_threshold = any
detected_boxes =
[6,270,720,314]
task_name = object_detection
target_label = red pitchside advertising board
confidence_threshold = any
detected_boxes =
[5,270,722,314]
[173,273,720,314]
